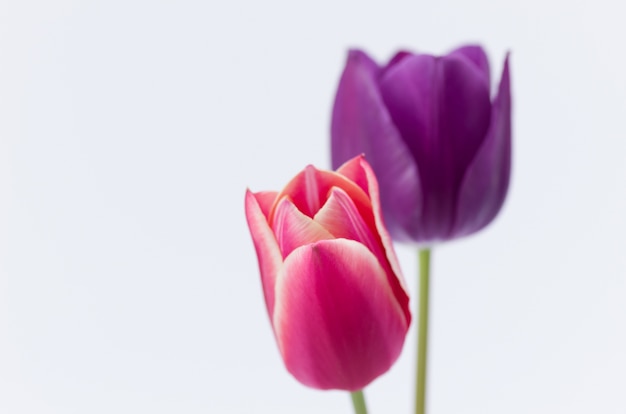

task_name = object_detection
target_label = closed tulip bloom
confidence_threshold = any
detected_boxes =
[331,45,512,244]
[245,156,410,391]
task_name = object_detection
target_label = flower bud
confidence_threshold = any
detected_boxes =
[245,156,410,390]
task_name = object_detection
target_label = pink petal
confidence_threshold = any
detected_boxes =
[273,239,409,391]
[244,190,283,318]
[268,164,378,238]
[313,186,387,269]
[357,158,411,322]
[254,191,279,218]
[337,155,419,246]
[335,155,370,196]
[272,197,335,258]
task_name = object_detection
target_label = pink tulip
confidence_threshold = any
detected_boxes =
[245,155,411,391]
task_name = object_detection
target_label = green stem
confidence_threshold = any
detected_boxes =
[350,390,368,414]
[416,248,431,414]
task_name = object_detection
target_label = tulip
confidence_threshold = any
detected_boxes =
[245,156,411,391]
[331,45,512,244]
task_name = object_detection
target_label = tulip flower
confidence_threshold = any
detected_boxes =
[244,156,411,392]
[331,45,512,244]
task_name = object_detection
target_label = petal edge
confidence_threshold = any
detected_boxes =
[245,190,283,317]
[453,54,512,237]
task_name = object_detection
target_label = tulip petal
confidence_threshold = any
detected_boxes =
[379,53,492,241]
[335,154,370,196]
[337,156,409,294]
[254,190,279,218]
[269,163,379,240]
[273,239,409,390]
[382,50,412,73]
[357,157,411,322]
[245,190,283,317]
[449,45,490,86]
[453,54,512,237]
[360,159,411,290]
[313,186,386,266]
[272,197,335,258]
[331,50,422,242]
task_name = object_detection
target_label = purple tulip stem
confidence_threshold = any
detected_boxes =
[350,390,368,414]
[416,248,431,414]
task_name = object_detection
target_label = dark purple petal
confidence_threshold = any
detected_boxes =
[379,53,492,242]
[382,50,413,75]
[448,45,491,86]
[453,54,512,237]
[331,49,422,242]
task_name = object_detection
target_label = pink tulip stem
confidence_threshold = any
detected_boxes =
[350,390,368,414]
[416,248,431,414]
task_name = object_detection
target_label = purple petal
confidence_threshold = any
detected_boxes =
[379,53,492,242]
[453,54,512,237]
[382,50,412,74]
[448,45,491,86]
[331,49,422,242]
[273,239,409,390]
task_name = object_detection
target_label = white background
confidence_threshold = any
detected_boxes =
[1,0,625,413]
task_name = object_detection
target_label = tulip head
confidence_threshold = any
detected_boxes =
[245,156,410,391]
[331,45,512,245]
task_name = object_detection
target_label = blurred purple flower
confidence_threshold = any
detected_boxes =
[331,45,512,244]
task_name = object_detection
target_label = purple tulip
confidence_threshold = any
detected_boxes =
[331,45,512,244]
